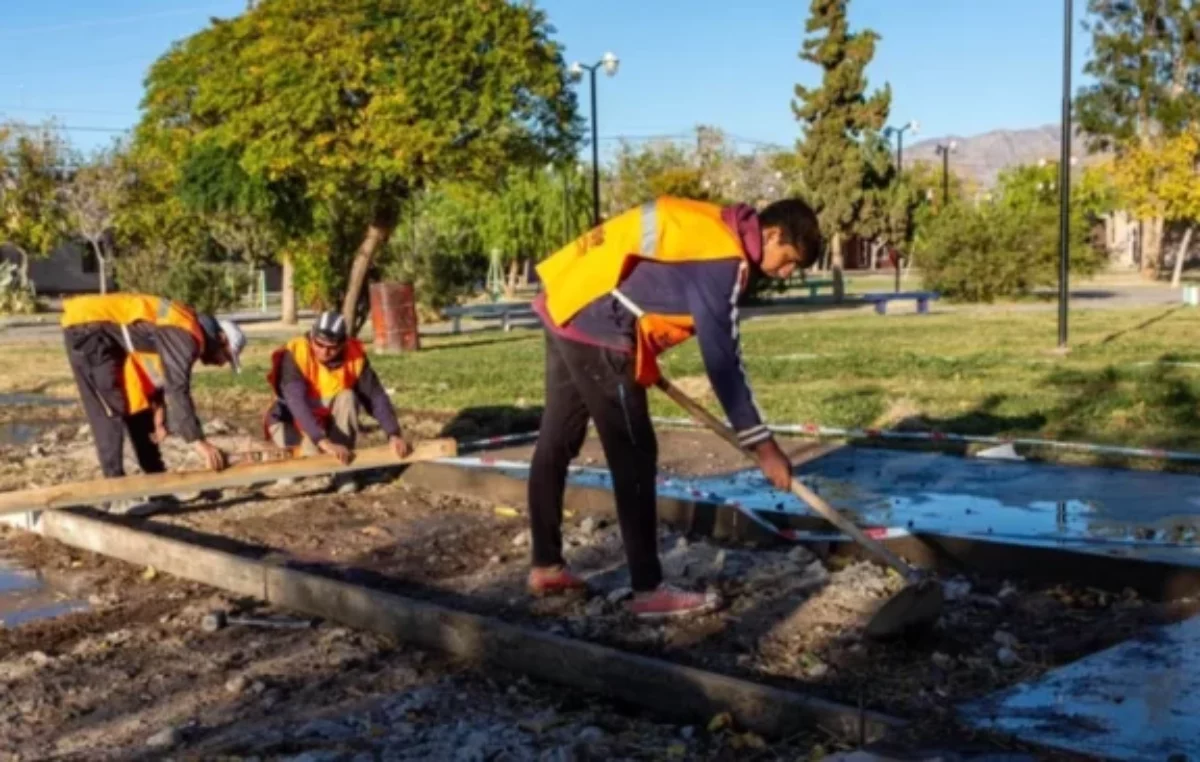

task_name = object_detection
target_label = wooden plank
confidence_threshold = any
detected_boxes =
[0,438,457,517]
[24,508,905,742]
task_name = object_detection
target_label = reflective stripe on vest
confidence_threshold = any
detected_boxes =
[639,201,657,257]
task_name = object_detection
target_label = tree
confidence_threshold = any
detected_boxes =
[138,0,579,333]
[62,145,128,294]
[1076,0,1200,278]
[792,0,894,298]
[1110,129,1200,286]
[0,121,69,289]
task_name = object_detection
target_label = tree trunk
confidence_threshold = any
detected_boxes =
[1171,225,1193,289]
[504,259,520,299]
[831,234,845,302]
[281,253,297,325]
[14,247,29,290]
[89,240,108,294]
[340,199,400,336]
[1142,216,1164,280]
[869,242,879,271]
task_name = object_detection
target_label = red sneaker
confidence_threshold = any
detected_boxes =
[528,566,589,597]
[628,585,721,620]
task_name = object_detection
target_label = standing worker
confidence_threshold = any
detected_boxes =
[529,196,822,619]
[264,310,411,493]
[61,293,246,497]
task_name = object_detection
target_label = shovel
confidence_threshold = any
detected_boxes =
[654,375,943,639]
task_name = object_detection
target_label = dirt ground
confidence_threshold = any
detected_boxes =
[0,417,1188,760]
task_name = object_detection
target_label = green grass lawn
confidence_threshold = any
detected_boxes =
[192,304,1200,452]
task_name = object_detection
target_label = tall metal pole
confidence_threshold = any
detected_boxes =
[897,130,904,175]
[589,67,601,228]
[941,149,949,206]
[1058,0,1073,349]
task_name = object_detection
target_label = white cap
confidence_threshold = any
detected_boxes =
[217,319,246,374]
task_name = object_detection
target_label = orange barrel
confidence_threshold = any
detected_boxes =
[369,282,420,352]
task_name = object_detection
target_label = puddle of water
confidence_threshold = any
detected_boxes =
[0,392,75,407]
[0,421,52,447]
[0,552,88,628]
[960,614,1200,760]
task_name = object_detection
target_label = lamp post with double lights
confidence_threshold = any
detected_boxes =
[569,52,619,228]
[883,120,919,173]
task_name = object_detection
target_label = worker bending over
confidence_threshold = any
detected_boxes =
[61,293,245,493]
[265,310,411,493]
[530,196,822,619]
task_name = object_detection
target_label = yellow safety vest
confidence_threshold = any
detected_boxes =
[267,336,366,426]
[536,197,748,385]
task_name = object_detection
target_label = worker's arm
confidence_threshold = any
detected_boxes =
[353,361,403,439]
[684,261,771,447]
[276,352,328,444]
[154,326,206,443]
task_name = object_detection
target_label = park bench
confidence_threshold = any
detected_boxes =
[859,291,940,315]
[442,302,537,334]
[784,275,836,298]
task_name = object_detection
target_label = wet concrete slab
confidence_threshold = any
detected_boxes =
[959,614,1200,761]
[460,445,1200,566]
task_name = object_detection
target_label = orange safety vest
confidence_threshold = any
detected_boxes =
[536,196,748,385]
[267,336,367,427]
[61,294,206,416]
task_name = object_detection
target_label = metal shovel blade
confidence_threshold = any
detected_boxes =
[864,578,944,640]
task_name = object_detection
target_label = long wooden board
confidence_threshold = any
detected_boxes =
[26,508,904,741]
[0,438,457,517]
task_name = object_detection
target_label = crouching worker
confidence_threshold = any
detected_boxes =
[61,293,246,511]
[265,311,411,493]
[530,196,822,619]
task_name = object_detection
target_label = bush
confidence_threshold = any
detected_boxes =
[916,201,1104,302]
[114,247,249,314]
[0,261,37,315]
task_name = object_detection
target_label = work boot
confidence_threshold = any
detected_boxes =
[528,566,588,597]
[627,585,721,620]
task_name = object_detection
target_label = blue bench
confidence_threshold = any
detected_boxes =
[860,291,940,315]
[442,302,536,334]
[784,276,837,298]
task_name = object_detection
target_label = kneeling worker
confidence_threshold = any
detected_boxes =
[265,311,411,492]
[61,293,245,492]
[530,196,822,618]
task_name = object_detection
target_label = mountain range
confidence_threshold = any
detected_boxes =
[899,124,1099,188]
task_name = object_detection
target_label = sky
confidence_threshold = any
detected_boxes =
[0,0,1093,156]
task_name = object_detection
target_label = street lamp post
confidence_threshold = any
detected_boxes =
[934,141,957,206]
[569,52,619,229]
[1057,0,1073,350]
[883,120,919,174]
[884,121,918,292]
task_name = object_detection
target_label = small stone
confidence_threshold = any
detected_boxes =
[584,598,606,617]
[489,555,502,565]
[942,578,972,601]
[27,444,44,458]
[998,581,1020,601]
[713,549,726,572]
[250,680,267,695]
[578,726,606,744]
[606,587,632,604]
[146,726,182,749]
[807,662,830,678]
[996,647,1020,666]
[75,424,91,441]
[675,535,689,550]
[787,545,815,565]
[580,517,597,535]
[931,652,953,670]
[680,726,695,740]
[993,630,1019,649]
[225,675,249,695]
[206,418,231,435]
[512,530,530,548]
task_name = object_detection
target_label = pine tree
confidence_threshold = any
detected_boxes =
[1076,0,1200,278]
[792,0,893,297]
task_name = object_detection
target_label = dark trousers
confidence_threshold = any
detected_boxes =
[64,328,165,479]
[528,333,662,592]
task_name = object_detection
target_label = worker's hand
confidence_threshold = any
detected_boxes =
[754,438,793,490]
[318,439,353,465]
[193,440,227,472]
[151,406,167,444]
[389,435,412,460]
[151,426,169,445]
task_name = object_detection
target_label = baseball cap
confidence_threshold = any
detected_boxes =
[216,318,246,374]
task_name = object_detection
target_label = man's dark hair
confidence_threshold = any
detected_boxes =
[759,198,822,267]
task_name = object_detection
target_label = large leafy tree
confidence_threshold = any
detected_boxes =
[1076,0,1200,277]
[792,0,894,297]
[137,0,579,332]
[0,121,69,289]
